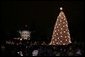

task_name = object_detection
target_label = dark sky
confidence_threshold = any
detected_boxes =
[1,1,84,42]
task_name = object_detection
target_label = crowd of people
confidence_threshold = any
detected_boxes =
[1,41,84,56]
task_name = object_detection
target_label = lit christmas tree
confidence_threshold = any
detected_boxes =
[49,7,71,45]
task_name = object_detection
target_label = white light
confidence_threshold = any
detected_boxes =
[59,24,60,26]
[61,16,64,19]
[68,36,70,38]
[63,25,65,27]
[60,7,63,10]
[66,24,68,27]
[61,35,62,37]
[65,36,67,38]
[49,42,52,45]
[55,30,56,32]
[60,41,62,42]
[63,43,65,45]
[20,38,22,41]
[19,51,23,56]
[52,37,54,40]
[64,18,66,20]
[58,37,59,39]
[67,32,70,35]
[66,39,67,41]
[58,29,59,31]
[57,33,58,35]
[56,42,58,44]
[69,40,71,43]
[61,28,63,30]
[64,31,66,33]
[17,52,19,54]
[57,26,58,28]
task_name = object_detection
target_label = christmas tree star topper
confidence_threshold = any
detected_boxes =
[60,7,63,10]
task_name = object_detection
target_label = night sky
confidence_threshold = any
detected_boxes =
[1,1,84,42]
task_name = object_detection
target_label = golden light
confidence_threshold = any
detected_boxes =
[49,7,71,45]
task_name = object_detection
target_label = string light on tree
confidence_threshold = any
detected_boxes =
[49,7,72,45]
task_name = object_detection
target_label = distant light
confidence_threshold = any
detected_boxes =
[20,38,22,41]
[60,7,63,10]
[58,37,59,39]
[60,35,62,37]
[60,41,62,42]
